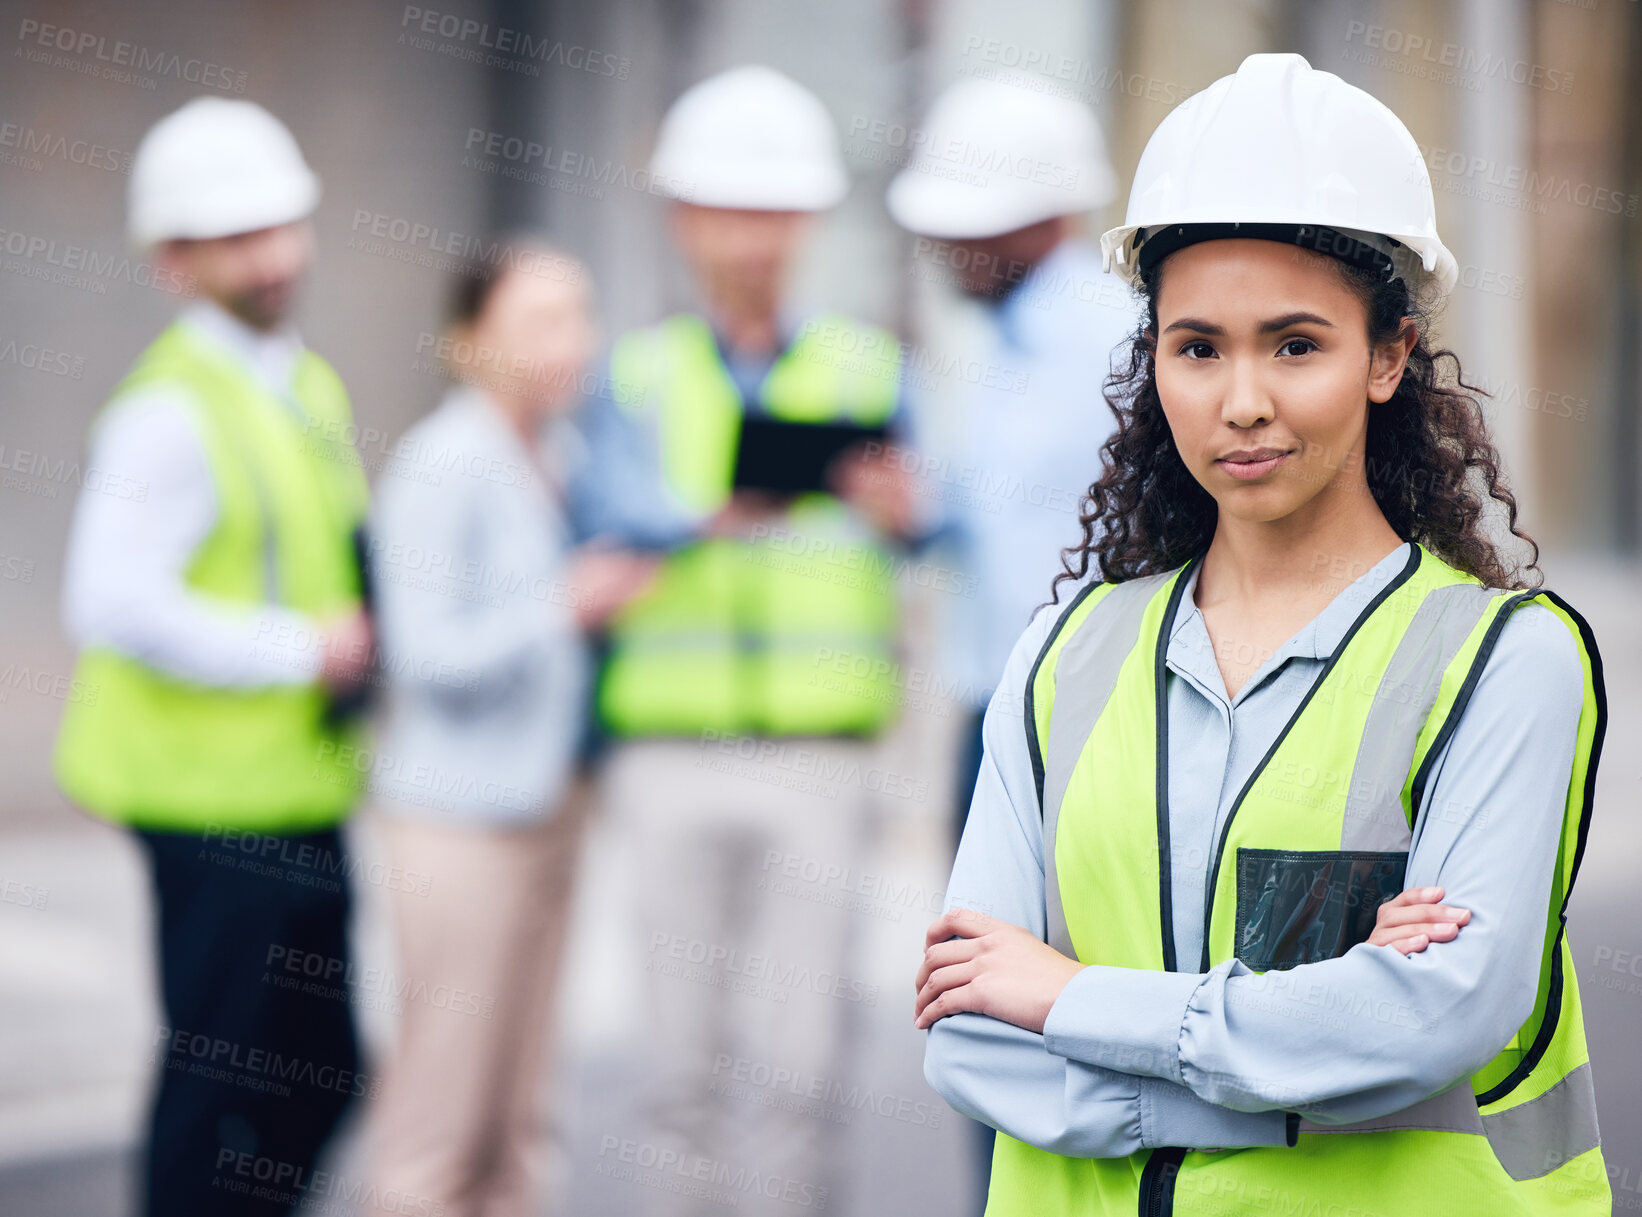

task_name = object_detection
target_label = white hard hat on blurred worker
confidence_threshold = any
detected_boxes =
[1100,52,1458,301]
[128,97,320,249]
[886,75,1116,239]
[648,65,847,211]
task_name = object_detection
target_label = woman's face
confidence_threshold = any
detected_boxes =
[1150,238,1413,528]
[466,262,596,416]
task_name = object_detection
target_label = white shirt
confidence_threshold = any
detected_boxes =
[60,299,336,687]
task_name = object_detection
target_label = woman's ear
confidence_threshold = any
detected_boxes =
[1368,319,1418,404]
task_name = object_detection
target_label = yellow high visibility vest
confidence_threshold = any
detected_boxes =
[54,321,369,832]
[598,313,905,738]
[988,542,1608,1215]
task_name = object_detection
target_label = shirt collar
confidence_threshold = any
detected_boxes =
[180,297,305,398]
[705,307,802,366]
[1169,541,1414,663]
[993,238,1104,351]
[446,383,579,495]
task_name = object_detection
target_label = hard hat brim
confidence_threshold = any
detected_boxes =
[130,176,320,249]
[1100,216,1458,301]
[886,163,1115,240]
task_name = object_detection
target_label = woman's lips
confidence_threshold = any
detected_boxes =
[1217,451,1292,481]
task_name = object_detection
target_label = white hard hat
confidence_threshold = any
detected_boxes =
[648,65,847,211]
[128,98,320,248]
[887,75,1116,239]
[1100,53,1458,301]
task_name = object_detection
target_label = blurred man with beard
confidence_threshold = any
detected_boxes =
[55,98,372,1217]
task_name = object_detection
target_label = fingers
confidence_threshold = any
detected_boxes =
[924,907,993,951]
[913,938,981,993]
[1380,886,1444,911]
[1370,920,1464,951]
[914,962,983,1029]
[1374,903,1470,931]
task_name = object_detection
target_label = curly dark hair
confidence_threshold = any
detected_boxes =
[1049,246,1542,604]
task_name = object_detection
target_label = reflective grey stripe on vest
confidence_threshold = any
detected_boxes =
[1040,573,1506,1140]
[1040,572,1172,957]
[1297,1075,1483,1138]
[1339,583,1500,851]
[1291,582,1511,1142]
[1480,1061,1602,1181]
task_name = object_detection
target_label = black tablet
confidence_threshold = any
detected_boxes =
[730,415,889,496]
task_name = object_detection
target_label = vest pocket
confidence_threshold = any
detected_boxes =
[1234,848,1408,971]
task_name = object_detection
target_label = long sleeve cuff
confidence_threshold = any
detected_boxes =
[1137,1077,1293,1150]
[1042,964,1208,1083]
[1043,968,1296,1150]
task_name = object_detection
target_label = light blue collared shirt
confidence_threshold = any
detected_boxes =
[909,238,1144,708]
[925,541,1585,1154]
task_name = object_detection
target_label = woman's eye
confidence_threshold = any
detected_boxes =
[1278,338,1318,357]
[1180,341,1216,360]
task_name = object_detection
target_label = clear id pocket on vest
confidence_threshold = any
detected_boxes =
[1234,848,1408,971]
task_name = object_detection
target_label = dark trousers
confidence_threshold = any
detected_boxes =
[953,705,997,1215]
[136,826,360,1217]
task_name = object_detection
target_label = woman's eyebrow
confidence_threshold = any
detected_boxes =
[1160,311,1336,337]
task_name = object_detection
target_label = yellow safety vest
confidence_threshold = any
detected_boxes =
[598,313,905,737]
[54,321,369,832]
[988,541,1609,1215]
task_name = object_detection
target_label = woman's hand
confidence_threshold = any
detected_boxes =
[564,546,662,630]
[913,908,1085,1034]
[1369,886,1471,955]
